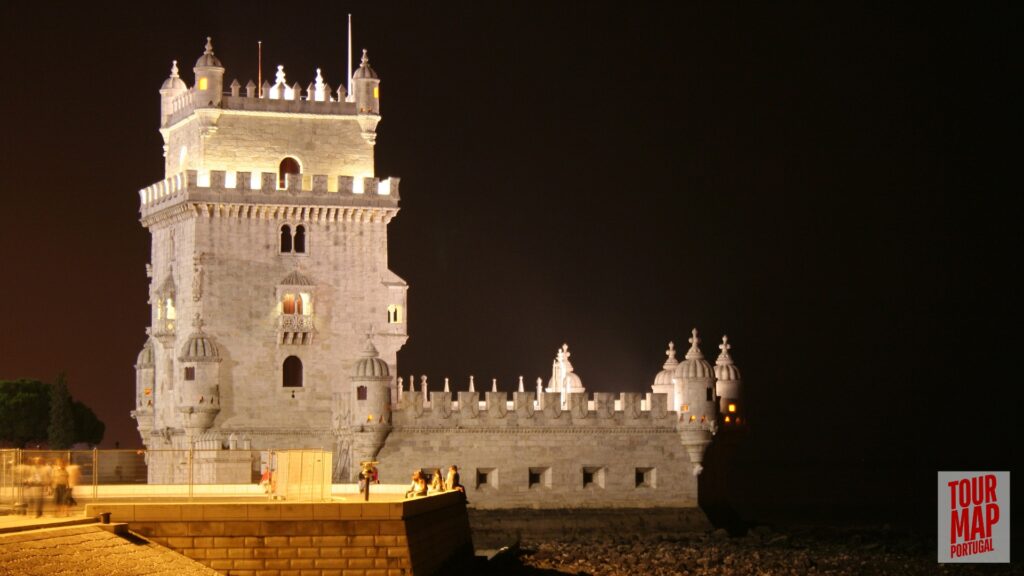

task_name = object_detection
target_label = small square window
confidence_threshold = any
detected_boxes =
[476,467,497,489]
[356,386,367,400]
[582,466,605,489]
[184,366,195,381]
[529,467,551,489]
[635,467,656,488]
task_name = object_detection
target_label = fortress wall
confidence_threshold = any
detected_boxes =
[376,426,696,509]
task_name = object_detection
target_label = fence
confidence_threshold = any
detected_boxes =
[0,448,332,509]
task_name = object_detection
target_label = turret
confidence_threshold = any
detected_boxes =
[546,343,585,408]
[131,335,156,437]
[675,328,716,475]
[714,335,743,426]
[193,37,224,107]
[349,337,392,480]
[159,60,187,127]
[652,341,679,410]
[352,49,381,145]
[176,315,222,437]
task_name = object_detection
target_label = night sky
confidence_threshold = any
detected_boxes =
[1,3,1016,526]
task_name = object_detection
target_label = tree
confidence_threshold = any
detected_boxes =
[72,399,105,446]
[0,380,49,447]
[0,376,105,447]
[48,372,75,449]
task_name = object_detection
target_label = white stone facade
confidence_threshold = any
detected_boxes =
[132,39,743,507]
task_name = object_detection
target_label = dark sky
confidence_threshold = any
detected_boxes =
[1,2,1016,521]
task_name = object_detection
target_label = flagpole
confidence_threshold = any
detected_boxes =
[258,41,263,97]
[347,14,353,101]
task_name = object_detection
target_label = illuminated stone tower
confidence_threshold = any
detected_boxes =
[132,38,407,481]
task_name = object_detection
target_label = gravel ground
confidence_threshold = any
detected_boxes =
[481,525,1022,576]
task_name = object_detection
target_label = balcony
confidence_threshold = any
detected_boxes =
[279,314,314,345]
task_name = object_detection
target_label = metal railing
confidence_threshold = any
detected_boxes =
[0,448,332,511]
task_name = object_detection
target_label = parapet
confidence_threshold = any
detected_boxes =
[393,389,677,430]
[139,169,399,223]
[164,75,360,128]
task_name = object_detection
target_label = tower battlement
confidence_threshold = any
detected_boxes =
[392,389,704,430]
[139,169,399,221]
[164,76,360,129]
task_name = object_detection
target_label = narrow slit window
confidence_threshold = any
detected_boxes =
[294,225,306,253]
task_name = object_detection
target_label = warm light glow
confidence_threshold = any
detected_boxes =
[728,403,736,413]
[689,415,696,422]
[165,298,177,320]
[144,388,152,396]
[224,171,237,188]
[250,172,261,189]
[736,417,742,424]
[300,292,312,316]
[198,77,208,90]
[367,414,373,422]
[197,170,210,187]
[373,86,379,99]
[387,304,404,324]
[377,178,390,195]
[724,415,731,423]
[352,177,364,194]
[682,404,689,412]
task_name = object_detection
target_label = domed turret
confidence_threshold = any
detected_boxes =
[675,328,717,476]
[353,49,381,144]
[348,336,393,480]
[652,341,679,409]
[159,60,188,127]
[546,343,585,407]
[176,315,222,437]
[132,335,156,438]
[193,37,225,107]
[714,335,743,425]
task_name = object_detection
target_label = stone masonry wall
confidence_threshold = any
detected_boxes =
[85,492,472,576]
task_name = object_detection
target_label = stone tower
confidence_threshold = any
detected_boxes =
[133,38,406,481]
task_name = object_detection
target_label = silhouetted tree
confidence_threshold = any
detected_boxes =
[0,380,49,446]
[48,372,75,449]
[72,399,105,445]
[0,377,105,447]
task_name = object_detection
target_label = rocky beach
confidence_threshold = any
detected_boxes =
[480,524,1021,576]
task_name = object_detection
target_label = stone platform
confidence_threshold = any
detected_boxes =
[85,491,474,576]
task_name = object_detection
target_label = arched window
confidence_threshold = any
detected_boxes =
[280,225,292,253]
[357,385,367,400]
[283,356,303,387]
[294,225,306,253]
[282,293,296,315]
[279,157,300,188]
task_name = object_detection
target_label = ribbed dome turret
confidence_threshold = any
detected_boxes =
[352,49,378,79]
[194,37,223,68]
[354,338,390,379]
[179,316,221,362]
[136,338,155,367]
[653,341,679,388]
[281,270,315,286]
[161,60,187,91]
[674,328,714,379]
[714,335,741,381]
